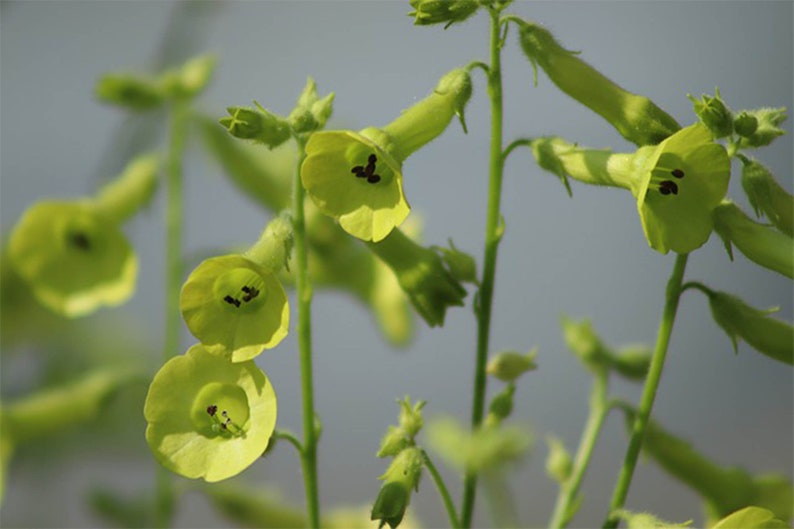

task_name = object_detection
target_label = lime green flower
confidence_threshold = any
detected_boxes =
[7,154,157,317]
[371,447,424,529]
[181,255,289,362]
[301,68,471,242]
[144,344,277,482]
[633,124,731,253]
[532,124,730,254]
[302,129,409,243]
[8,201,137,317]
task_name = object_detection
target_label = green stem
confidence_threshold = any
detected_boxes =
[548,371,609,529]
[461,9,505,528]
[602,253,689,528]
[293,136,321,528]
[156,99,189,529]
[273,429,304,455]
[422,450,461,529]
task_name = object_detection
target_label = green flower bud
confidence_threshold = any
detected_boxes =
[486,349,538,382]
[180,254,290,362]
[688,89,733,138]
[740,157,793,237]
[95,72,165,110]
[371,447,424,529]
[366,229,466,327]
[518,21,680,146]
[397,397,426,439]
[94,153,160,223]
[408,0,480,28]
[560,315,610,370]
[607,344,652,380]
[243,213,294,273]
[433,238,477,284]
[8,200,137,317]
[220,103,292,149]
[144,344,277,482]
[545,436,573,484]
[163,54,216,100]
[737,107,787,148]
[713,201,793,279]
[382,68,472,159]
[377,425,410,458]
[733,111,759,138]
[487,383,515,422]
[712,507,789,529]
[701,286,793,365]
[288,77,334,133]
[532,124,730,254]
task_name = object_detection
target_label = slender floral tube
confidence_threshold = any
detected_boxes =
[93,153,160,222]
[518,20,680,146]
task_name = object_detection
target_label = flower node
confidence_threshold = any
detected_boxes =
[351,153,382,184]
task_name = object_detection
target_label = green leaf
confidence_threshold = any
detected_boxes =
[711,507,789,529]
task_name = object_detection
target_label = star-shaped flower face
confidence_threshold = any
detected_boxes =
[633,124,730,254]
[180,255,289,362]
[144,344,277,482]
[301,130,410,243]
[7,201,137,317]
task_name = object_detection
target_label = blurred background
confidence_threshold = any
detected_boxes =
[1,1,791,527]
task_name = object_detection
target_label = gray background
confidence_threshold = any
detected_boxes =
[1,1,791,527]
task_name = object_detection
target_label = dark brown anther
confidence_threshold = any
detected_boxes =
[207,404,218,416]
[224,295,241,308]
[659,180,679,195]
[241,285,260,303]
[367,174,381,184]
[368,154,377,165]
[671,169,685,179]
[351,153,381,184]
[69,232,91,251]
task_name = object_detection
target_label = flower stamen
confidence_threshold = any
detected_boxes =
[207,404,244,436]
[240,285,260,303]
[351,153,381,184]
[650,165,686,196]
[68,231,91,251]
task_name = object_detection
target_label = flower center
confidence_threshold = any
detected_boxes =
[213,267,267,312]
[68,231,92,251]
[650,163,686,196]
[351,153,382,184]
[191,382,250,438]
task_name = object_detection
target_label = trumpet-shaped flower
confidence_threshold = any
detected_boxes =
[632,124,731,253]
[531,124,730,254]
[144,344,277,482]
[8,201,137,317]
[181,255,289,362]
[302,129,409,243]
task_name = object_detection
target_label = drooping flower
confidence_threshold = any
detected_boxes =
[180,254,289,362]
[530,124,730,254]
[144,344,277,482]
[301,68,472,242]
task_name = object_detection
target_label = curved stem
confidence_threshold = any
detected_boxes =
[155,99,189,529]
[460,8,505,528]
[422,450,461,529]
[548,371,609,528]
[602,253,689,528]
[293,136,321,528]
[273,429,304,455]
[502,138,534,165]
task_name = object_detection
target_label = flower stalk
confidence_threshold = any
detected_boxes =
[461,7,506,528]
[603,253,689,528]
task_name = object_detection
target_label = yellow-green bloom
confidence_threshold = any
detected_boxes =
[144,344,277,482]
[180,255,289,362]
[302,129,409,243]
[301,68,471,242]
[531,124,730,254]
[8,201,137,317]
[371,447,424,529]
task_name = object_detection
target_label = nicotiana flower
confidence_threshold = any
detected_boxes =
[301,68,472,242]
[7,154,158,317]
[144,344,277,482]
[531,124,730,254]
[181,254,289,362]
